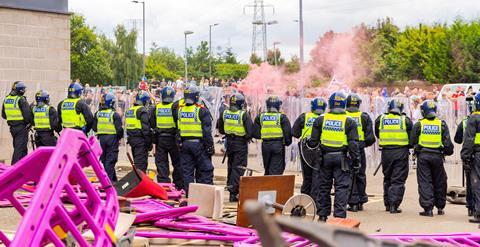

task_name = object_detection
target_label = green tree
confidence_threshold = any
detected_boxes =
[266,48,284,66]
[112,25,142,88]
[148,46,184,77]
[70,14,113,85]
[285,56,300,74]
[215,64,249,79]
[222,47,238,64]
[249,53,262,65]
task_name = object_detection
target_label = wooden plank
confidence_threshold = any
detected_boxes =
[237,175,295,227]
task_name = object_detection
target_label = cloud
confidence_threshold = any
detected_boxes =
[69,0,480,62]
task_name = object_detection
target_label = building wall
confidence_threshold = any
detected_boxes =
[0,7,70,161]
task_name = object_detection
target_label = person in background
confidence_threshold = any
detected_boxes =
[253,96,292,175]
[93,93,123,182]
[1,81,33,164]
[410,100,454,217]
[58,82,93,135]
[32,90,62,147]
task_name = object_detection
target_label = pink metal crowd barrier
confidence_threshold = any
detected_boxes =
[0,129,119,246]
[371,232,480,246]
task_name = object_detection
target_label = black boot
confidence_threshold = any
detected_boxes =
[469,215,480,223]
[318,216,328,222]
[389,205,402,214]
[419,209,433,217]
[468,208,475,217]
[229,194,238,202]
[347,204,358,212]
[385,205,390,212]
[358,203,364,211]
[437,208,445,215]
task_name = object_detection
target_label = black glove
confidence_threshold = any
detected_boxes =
[206,145,215,156]
[463,158,472,172]
[353,159,361,174]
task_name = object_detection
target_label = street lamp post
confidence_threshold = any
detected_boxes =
[132,0,146,78]
[273,41,281,67]
[184,31,194,82]
[252,20,278,61]
[209,23,219,79]
[299,0,305,98]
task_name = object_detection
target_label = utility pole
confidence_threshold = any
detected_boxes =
[299,0,305,98]
[184,31,194,81]
[244,0,274,62]
[209,23,219,79]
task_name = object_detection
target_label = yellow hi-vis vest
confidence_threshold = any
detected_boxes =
[347,111,364,141]
[178,105,203,138]
[468,112,480,145]
[301,112,319,139]
[33,105,51,130]
[3,95,24,121]
[260,112,283,139]
[155,103,175,129]
[97,109,116,135]
[223,110,246,136]
[126,106,142,130]
[61,98,86,128]
[379,113,409,146]
[320,113,348,148]
[418,118,442,148]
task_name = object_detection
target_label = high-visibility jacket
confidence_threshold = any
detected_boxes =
[418,118,442,148]
[33,105,51,130]
[301,112,320,139]
[320,113,348,148]
[347,111,364,141]
[178,105,203,138]
[126,106,142,130]
[3,95,24,121]
[61,98,86,128]
[379,113,409,146]
[155,103,175,129]
[468,112,480,145]
[97,109,116,135]
[260,112,283,139]
[223,110,246,136]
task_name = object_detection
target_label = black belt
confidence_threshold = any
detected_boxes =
[419,148,443,154]
[183,139,201,143]
[158,133,175,137]
[262,138,283,142]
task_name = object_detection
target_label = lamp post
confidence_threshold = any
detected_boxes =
[209,23,219,79]
[252,20,278,61]
[273,41,281,67]
[299,0,305,98]
[184,31,194,81]
[132,0,146,77]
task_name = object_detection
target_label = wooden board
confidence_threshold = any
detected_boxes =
[237,175,295,227]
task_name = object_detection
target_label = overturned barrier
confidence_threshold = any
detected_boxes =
[0,129,119,246]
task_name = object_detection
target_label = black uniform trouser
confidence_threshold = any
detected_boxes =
[317,153,351,218]
[471,152,480,216]
[10,124,28,165]
[466,170,474,210]
[226,137,248,196]
[349,148,368,205]
[299,142,314,197]
[99,135,119,182]
[128,136,148,172]
[155,135,183,190]
[35,131,57,147]
[416,152,447,210]
[381,147,409,207]
[261,141,285,175]
[180,140,214,195]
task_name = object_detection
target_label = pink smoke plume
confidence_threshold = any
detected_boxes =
[240,27,368,98]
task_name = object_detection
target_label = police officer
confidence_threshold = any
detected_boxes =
[93,93,124,182]
[461,93,480,223]
[177,85,215,195]
[346,94,375,212]
[455,104,475,217]
[253,96,292,175]
[58,82,93,134]
[218,93,253,202]
[309,92,360,221]
[32,90,62,147]
[292,97,327,197]
[1,81,33,164]
[375,99,412,214]
[150,86,183,190]
[410,100,453,217]
[125,91,152,172]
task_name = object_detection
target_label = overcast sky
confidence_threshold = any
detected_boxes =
[69,0,480,63]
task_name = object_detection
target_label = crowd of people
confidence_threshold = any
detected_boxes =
[2,79,480,224]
